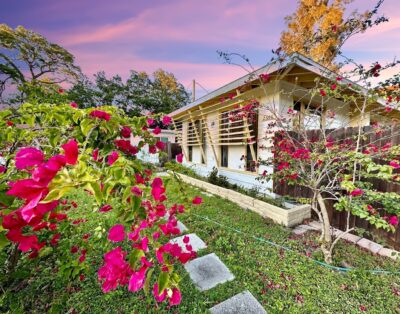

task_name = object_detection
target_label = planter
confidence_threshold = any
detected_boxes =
[176,173,311,227]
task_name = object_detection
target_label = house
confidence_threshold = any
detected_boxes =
[132,129,177,164]
[168,53,397,195]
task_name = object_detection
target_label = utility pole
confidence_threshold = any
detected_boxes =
[192,79,196,102]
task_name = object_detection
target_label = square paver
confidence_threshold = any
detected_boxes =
[209,290,267,314]
[184,253,234,291]
[170,233,206,252]
[357,238,383,254]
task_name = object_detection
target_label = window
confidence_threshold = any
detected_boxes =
[201,125,207,164]
[293,100,322,130]
[187,122,194,162]
[188,145,193,162]
[221,146,228,167]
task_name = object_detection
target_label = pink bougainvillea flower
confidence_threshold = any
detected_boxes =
[107,151,119,166]
[192,196,203,205]
[128,267,147,292]
[31,154,66,185]
[320,89,327,97]
[133,236,149,252]
[153,283,167,302]
[147,118,155,127]
[70,102,78,108]
[99,204,112,212]
[259,73,270,83]
[389,160,400,169]
[176,153,183,163]
[151,178,165,201]
[389,215,399,226]
[156,141,165,150]
[183,235,190,244]
[135,173,145,184]
[169,288,182,306]
[153,126,161,135]
[50,233,61,246]
[330,84,337,90]
[79,249,87,263]
[98,247,131,293]
[0,165,6,173]
[131,186,143,197]
[89,110,111,121]
[92,148,99,161]
[108,224,125,242]
[71,246,79,253]
[15,147,44,170]
[7,179,47,209]
[350,188,364,197]
[148,145,157,154]
[162,115,172,126]
[62,139,79,165]
[120,126,131,138]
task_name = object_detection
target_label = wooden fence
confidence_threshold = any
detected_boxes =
[273,126,400,249]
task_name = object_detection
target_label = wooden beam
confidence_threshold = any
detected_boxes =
[172,118,189,162]
[240,104,257,171]
[188,111,207,165]
[199,105,220,168]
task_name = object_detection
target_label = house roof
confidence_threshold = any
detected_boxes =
[169,53,386,118]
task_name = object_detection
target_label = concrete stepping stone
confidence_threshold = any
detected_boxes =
[170,233,206,252]
[177,221,188,233]
[209,290,266,314]
[184,253,234,291]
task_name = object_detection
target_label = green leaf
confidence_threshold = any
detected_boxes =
[38,246,53,258]
[41,186,73,203]
[143,268,154,296]
[0,232,10,250]
[129,249,145,268]
[157,272,170,295]
[85,182,102,205]
[80,118,95,136]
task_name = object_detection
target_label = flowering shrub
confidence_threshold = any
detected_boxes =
[0,103,200,305]
[260,77,400,263]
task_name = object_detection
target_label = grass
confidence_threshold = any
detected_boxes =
[1,175,400,313]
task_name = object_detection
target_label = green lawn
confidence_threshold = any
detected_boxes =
[1,175,399,313]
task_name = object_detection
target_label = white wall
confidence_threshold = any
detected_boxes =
[227,146,246,170]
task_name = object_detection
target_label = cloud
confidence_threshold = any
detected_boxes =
[56,0,288,49]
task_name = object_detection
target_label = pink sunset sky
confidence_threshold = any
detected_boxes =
[2,0,399,98]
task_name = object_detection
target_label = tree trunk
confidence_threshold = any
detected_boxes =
[317,192,333,264]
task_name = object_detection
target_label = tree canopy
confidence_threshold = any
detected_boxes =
[0,24,81,103]
[280,0,387,69]
[68,69,190,116]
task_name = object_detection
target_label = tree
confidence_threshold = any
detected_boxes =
[148,69,190,114]
[280,0,387,69]
[68,69,189,116]
[0,24,81,103]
